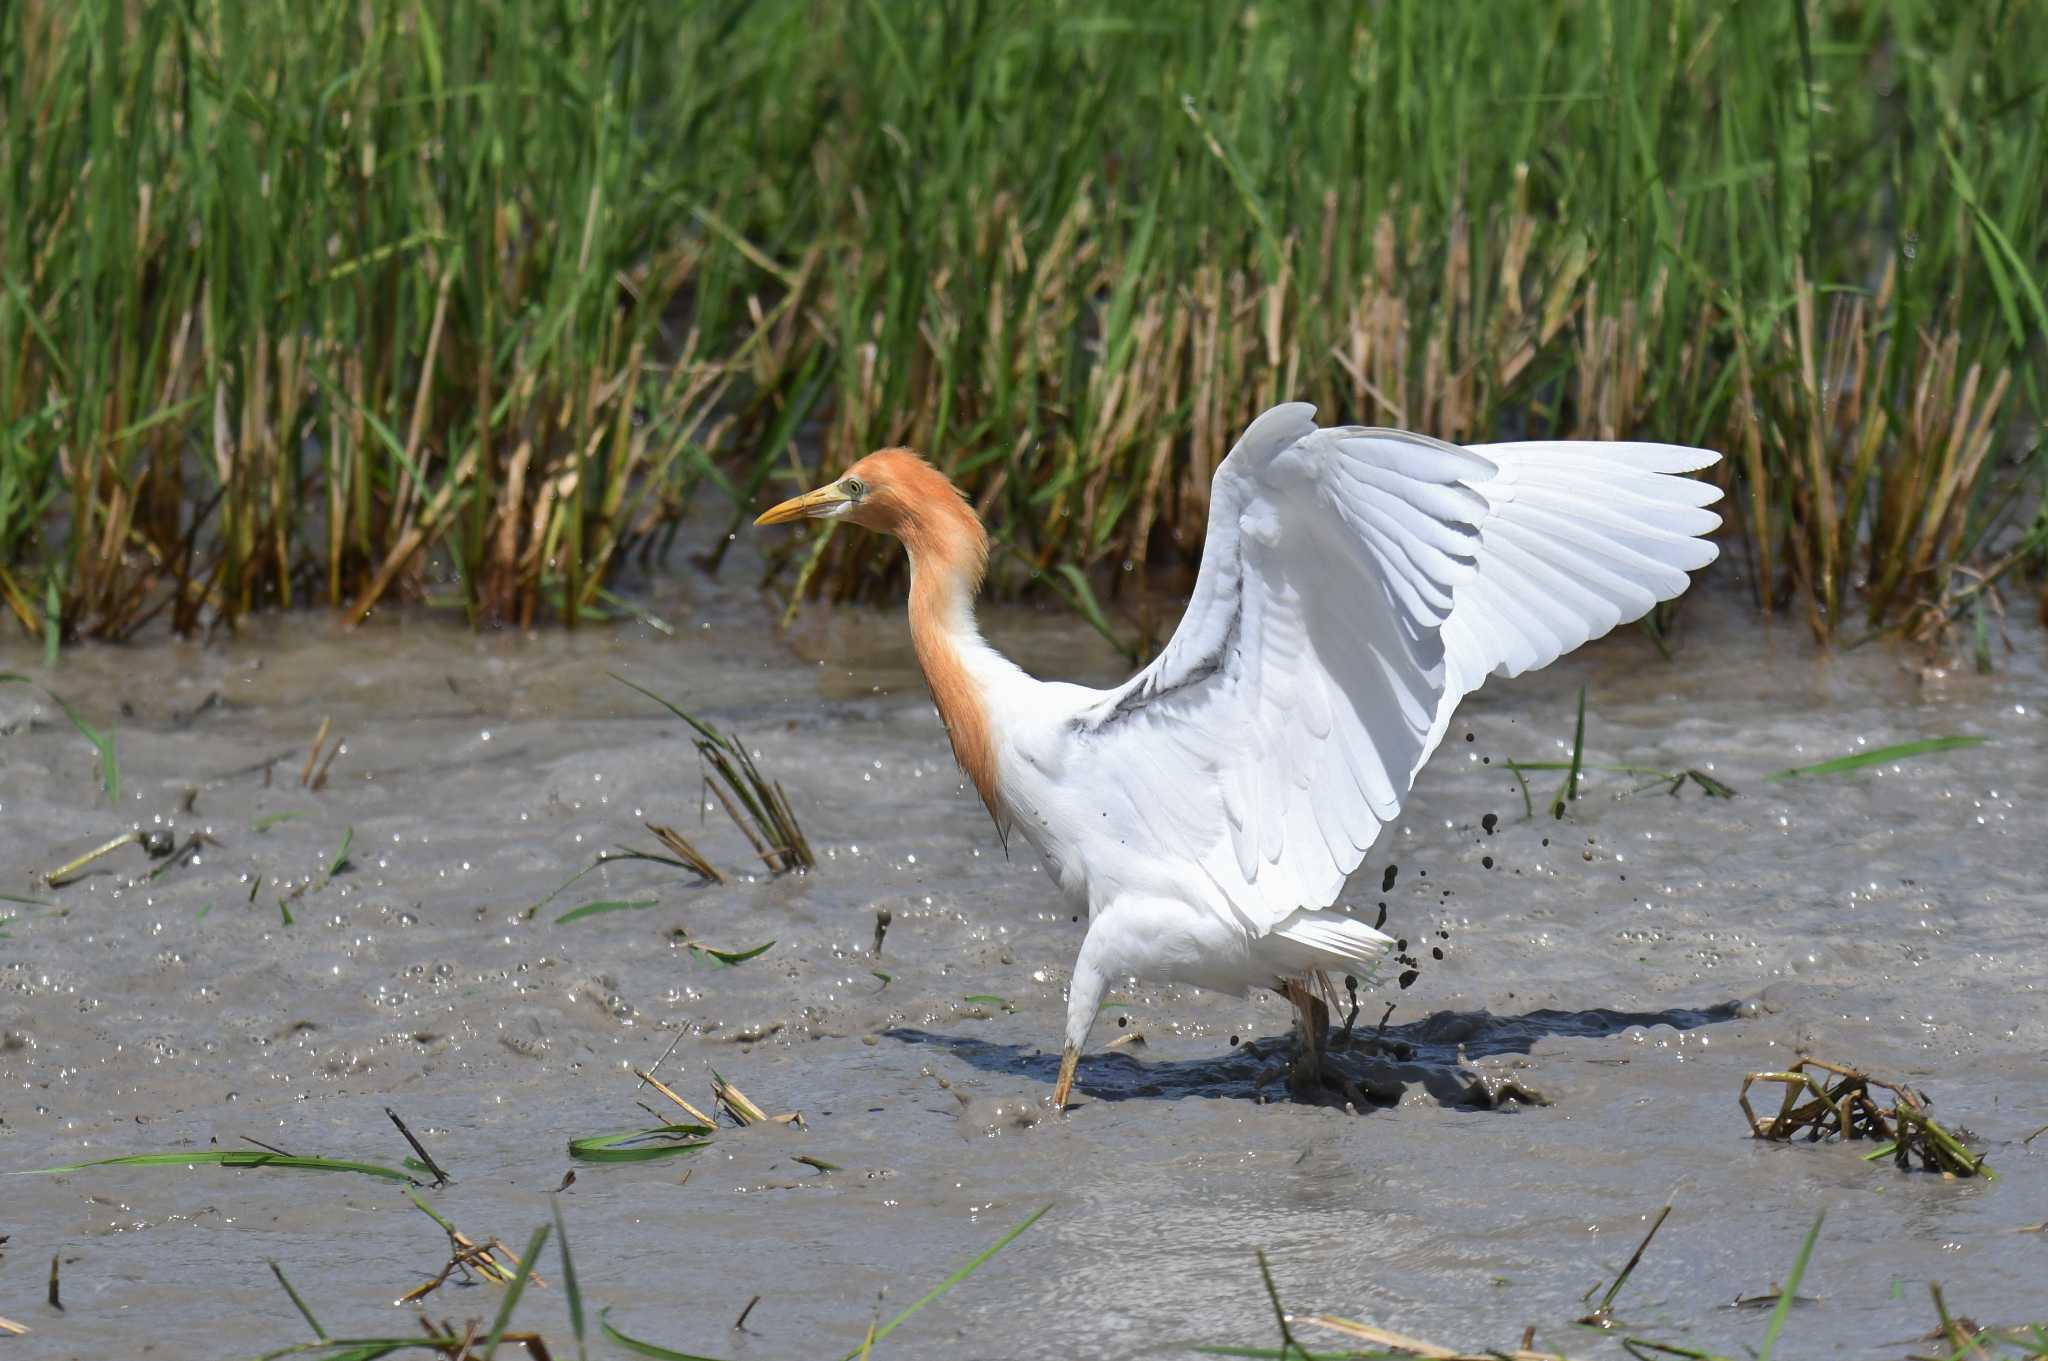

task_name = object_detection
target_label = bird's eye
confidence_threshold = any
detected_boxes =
[841,477,865,498]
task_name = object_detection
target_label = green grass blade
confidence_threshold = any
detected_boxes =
[38,686,118,803]
[608,672,722,745]
[12,1150,414,1183]
[1550,687,1588,819]
[567,1125,715,1163]
[327,827,353,877]
[405,1190,459,1236]
[557,898,660,925]
[253,1340,428,1361]
[552,1198,587,1361]
[479,1223,548,1360]
[1756,1211,1823,1361]
[268,1260,327,1340]
[1764,736,1987,782]
[1049,563,1138,663]
[599,1307,733,1361]
[840,1204,1050,1359]
[686,940,774,966]
[1180,95,1284,280]
[1686,770,1739,799]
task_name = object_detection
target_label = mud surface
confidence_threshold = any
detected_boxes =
[2,570,2044,1359]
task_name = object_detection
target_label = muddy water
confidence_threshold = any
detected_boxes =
[1,567,2043,1360]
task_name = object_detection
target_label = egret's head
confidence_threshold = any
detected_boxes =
[754,449,982,561]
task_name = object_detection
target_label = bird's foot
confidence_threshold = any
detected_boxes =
[1286,1045,1356,1104]
[1288,1035,1404,1110]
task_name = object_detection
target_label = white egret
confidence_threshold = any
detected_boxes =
[757,403,1721,1108]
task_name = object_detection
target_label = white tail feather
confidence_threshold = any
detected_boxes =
[1267,909,1394,973]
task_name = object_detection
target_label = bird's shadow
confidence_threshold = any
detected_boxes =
[885,1000,1742,1110]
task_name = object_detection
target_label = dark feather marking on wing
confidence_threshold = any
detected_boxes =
[1074,571,1246,734]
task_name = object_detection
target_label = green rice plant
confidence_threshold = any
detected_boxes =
[612,674,814,872]
[762,0,2046,652]
[2,1,2041,649]
[1,0,790,635]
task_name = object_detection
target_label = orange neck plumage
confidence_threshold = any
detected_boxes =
[841,449,1002,823]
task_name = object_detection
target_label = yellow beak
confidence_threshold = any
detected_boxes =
[753,483,851,526]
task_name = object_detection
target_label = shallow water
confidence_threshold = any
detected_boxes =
[2,565,2044,1359]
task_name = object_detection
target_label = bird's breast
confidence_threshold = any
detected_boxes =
[991,746,1092,907]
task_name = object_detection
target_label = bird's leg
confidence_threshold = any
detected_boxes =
[1053,936,1111,1111]
[1052,1044,1080,1110]
[1281,977,1331,1097]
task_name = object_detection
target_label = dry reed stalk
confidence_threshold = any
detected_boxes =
[633,1067,716,1127]
[299,717,332,788]
[1300,1314,1567,1361]
[400,1206,547,1304]
[644,822,726,885]
[710,1071,769,1125]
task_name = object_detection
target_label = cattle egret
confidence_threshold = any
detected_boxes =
[757,403,1721,1108]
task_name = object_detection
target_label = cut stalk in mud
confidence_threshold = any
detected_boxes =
[612,675,814,872]
[1739,1055,1994,1179]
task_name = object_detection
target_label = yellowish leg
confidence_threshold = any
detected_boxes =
[1051,1043,1080,1109]
[1281,978,1328,1093]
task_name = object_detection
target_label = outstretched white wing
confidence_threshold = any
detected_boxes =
[1068,402,1721,936]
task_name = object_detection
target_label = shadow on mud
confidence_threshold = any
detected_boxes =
[887,1000,1743,1110]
